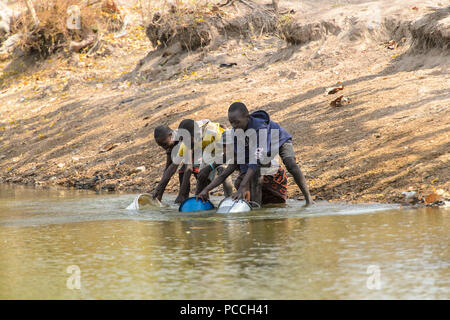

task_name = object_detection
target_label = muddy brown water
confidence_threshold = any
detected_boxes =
[0,184,448,299]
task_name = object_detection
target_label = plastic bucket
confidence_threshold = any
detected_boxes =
[126,193,163,210]
[179,197,215,212]
[216,197,252,213]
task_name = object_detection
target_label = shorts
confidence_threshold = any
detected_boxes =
[261,167,288,204]
[178,164,200,175]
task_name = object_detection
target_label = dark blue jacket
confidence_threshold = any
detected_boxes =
[235,110,292,173]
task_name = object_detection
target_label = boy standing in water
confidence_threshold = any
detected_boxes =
[226,102,314,206]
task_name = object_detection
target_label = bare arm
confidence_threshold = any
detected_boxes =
[164,151,172,171]
[283,157,314,205]
[297,167,313,205]
[178,165,192,201]
[196,164,237,200]
[232,167,256,200]
[153,162,178,200]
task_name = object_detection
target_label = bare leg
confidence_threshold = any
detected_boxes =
[282,156,314,205]
[175,165,191,204]
[216,166,233,197]
[195,174,210,198]
[249,167,263,205]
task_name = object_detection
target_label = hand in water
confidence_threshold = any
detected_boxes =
[196,191,208,203]
[175,194,187,204]
[231,189,245,200]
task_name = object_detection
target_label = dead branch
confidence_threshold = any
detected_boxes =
[23,0,40,27]
[69,32,97,52]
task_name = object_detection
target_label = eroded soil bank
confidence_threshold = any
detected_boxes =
[0,0,449,205]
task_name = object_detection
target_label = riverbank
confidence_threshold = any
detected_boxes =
[0,0,449,205]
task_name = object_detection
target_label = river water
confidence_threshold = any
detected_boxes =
[0,184,448,299]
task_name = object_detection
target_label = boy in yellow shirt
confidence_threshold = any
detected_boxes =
[151,119,233,204]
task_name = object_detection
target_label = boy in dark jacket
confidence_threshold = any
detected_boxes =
[196,129,289,205]
[227,102,314,206]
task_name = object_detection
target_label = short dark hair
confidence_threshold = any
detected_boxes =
[154,125,172,140]
[228,102,249,116]
[178,119,195,137]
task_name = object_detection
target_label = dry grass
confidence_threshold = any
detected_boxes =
[144,0,277,52]
[11,0,123,57]
[145,0,222,50]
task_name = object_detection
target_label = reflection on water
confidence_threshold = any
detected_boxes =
[0,184,448,299]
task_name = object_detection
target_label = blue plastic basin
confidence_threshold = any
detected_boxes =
[179,197,215,212]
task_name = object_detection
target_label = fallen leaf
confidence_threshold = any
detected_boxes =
[99,143,120,153]
[330,95,351,107]
[325,84,344,95]
[383,40,398,50]
[219,63,237,68]
[136,166,146,172]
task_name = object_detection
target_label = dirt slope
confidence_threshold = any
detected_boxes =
[0,0,449,205]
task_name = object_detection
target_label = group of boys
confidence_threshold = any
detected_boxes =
[150,102,314,206]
